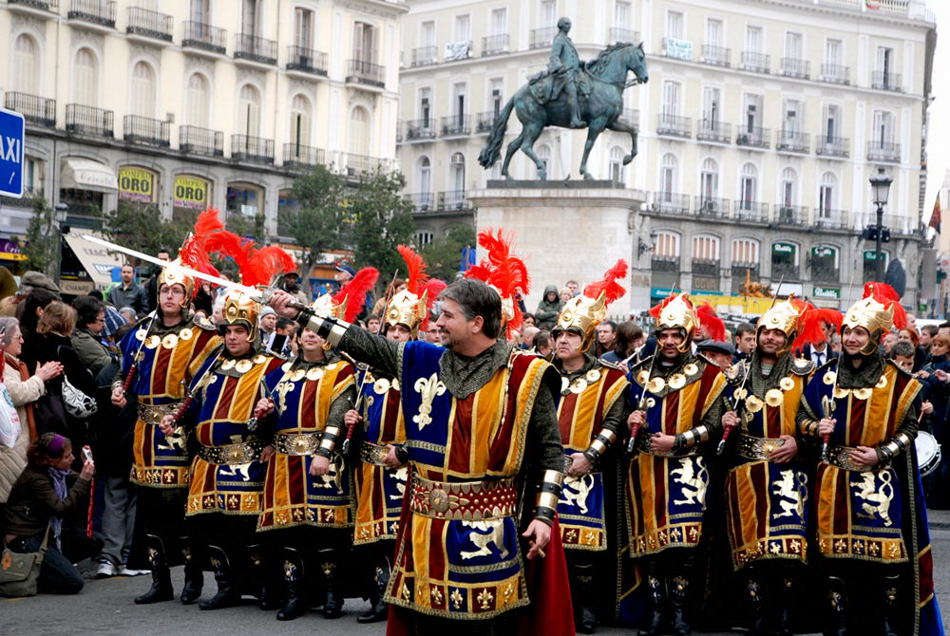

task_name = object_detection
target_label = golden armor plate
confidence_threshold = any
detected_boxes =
[135,329,146,341]
[374,378,392,394]
[683,363,699,376]
[235,359,253,374]
[764,389,784,407]
[745,395,765,413]
[585,369,602,383]
[876,375,888,389]
[145,335,161,349]
[823,372,837,385]
[779,377,795,391]
[161,334,178,349]
[668,374,686,390]
[290,369,306,382]
[306,368,324,381]
[179,328,193,341]
[647,377,666,394]
[220,359,235,370]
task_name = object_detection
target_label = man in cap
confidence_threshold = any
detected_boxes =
[695,339,735,371]
[0,270,60,318]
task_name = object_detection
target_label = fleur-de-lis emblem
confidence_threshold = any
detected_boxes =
[450,588,463,609]
[413,374,446,430]
[275,381,295,413]
[477,588,494,610]
[430,585,444,605]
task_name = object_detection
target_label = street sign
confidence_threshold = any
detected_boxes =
[0,107,25,199]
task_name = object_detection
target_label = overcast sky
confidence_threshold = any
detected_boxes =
[925,0,948,213]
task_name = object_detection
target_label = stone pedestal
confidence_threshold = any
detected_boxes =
[469,182,647,317]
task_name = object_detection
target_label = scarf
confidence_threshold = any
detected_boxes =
[47,466,70,548]
[6,352,38,442]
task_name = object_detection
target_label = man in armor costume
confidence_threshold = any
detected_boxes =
[625,293,728,636]
[797,283,943,636]
[549,261,630,634]
[112,212,222,605]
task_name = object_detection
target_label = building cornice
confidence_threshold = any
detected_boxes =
[339,0,410,19]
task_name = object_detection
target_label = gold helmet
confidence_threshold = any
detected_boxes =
[552,260,627,353]
[758,299,802,337]
[649,293,697,352]
[385,289,429,337]
[221,290,261,343]
[841,282,906,355]
[310,267,380,324]
[157,259,195,308]
[310,292,347,320]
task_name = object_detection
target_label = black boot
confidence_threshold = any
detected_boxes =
[574,562,598,634]
[179,538,203,605]
[357,557,390,623]
[745,575,766,636]
[199,545,240,610]
[247,544,281,611]
[318,548,343,619]
[134,535,174,604]
[823,575,847,636]
[669,575,691,636]
[777,576,795,636]
[881,574,900,636]
[277,547,306,621]
[638,574,665,636]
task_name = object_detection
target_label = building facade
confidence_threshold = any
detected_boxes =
[0,0,407,249]
[397,0,935,312]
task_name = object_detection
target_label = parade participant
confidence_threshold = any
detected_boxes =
[253,270,374,621]
[112,211,222,605]
[270,229,572,635]
[345,246,445,624]
[550,261,630,634]
[797,283,943,636]
[720,299,838,635]
[626,293,728,636]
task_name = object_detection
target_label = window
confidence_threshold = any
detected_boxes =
[783,99,801,135]
[491,9,507,35]
[449,152,465,194]
[666,11,683,39]
[190,0,210,23]
[130,61,156,117]
[418,87,432,126]
[353,22,376,62]
[661,81,680,117]
[241,0,258,35]
[739,163,758,207]
[746,26,762,53]
[226,182,263,218]
[706,19,722,47]
[73,48,98,106]
[452,82,467,119]
[771,242,799,277]
[743,94,762,131]
[872,110,894,146]
[540,0,556,26]
[877,46,893,74]
[185,73,210,127]
[700,158,719,201]
[13,35,38,95]
[785,32,802,59]
[420,21,435,48]
[294,8,313,48]
[732,238,759,265]
[349,106,370,156]
[659,153,678,197]
[415,232,435,247]
[702,86,721,126]
[823,104,840,141]
[289,94,312,147]
[417,156,431,194]
[454,14,471,42]
[818,172,837,218]
[781,168,797,206]
[609,146,624,184]
[536,144,551,179]
[654,231,681,259]
[810,245,839,281]
[825,39,842,66]
[615,1,631,30]
[692,235,720,261]
[24,156,44,196]
[238,84,261,136]
[489,79,504,115]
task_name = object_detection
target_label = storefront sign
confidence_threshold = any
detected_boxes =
[812,286,841,299]
[173,175,210,209]
[117,166,156,202]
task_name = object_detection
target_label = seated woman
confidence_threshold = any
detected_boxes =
[3,433,95,594]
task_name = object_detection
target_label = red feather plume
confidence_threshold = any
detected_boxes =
[176,208,225,296]
[864,281,907,330]
[397,245,427,295]
[648,293,680,320]
[696,303,726,342]
[790,299,843,352]
[333,267,379,323]
[465,229,531,337]
[203,223,296,288]
[419,278,447,330]
[583,260,628,306]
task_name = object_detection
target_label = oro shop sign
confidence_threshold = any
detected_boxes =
[117,166,156,203]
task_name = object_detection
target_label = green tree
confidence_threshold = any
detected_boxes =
[23,198,58,277]
[421,224,476,282]
[281,164,349,279]
[348,169,416,282]
[104,201,191,258]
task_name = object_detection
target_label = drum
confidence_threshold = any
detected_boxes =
[915,431,941,477]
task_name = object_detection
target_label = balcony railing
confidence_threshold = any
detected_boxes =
[701,44,730,67]
[441,114,471,137]
[182,21,227,54]
[697,120,731,144]
[657,114,691,138]
[815,209,848,230]
[734,201,769,223]
[775,205,808,226]
[736,126,770,149]
[811,264,840,283]
[65,104,113,137]
[820,63,850,85]
[346,154,383,176]
[406,192,434,212]
[771,262,800,280]
[740,51,770,73]
[476,111,498,133]
[530,27,557,49]
[652,257,680,273]
[4,92,56,128]
[179,125,223,157]
[231,134,274,164]
[776,130,809,153]
[438,190,470,211]
[405,119,437,141]
[692,259,721,277]
[867,141,901,163]
[871,70,902,92]
[126,7,172,41]
[286,46,328,75]
[68,0,115,28]
[411,46,437,66]
[694,197,730,218]
[652,192,690,215]
[780,57,810,79]
[8,0,59,12]
[234,33,277,65]
[815,136,850,158]
[124,115,170,147]
[482,34,509,56]
[346,59,385,87]
[283,143,325,168]
[609,27,640,43]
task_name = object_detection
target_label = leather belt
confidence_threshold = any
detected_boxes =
[197,440,263,465]
[138,403,177,427]
[360,441,390,466]
[822,444,874,472]
[736,434,786,461]
[409,474,518,521]
[274,432,322,456]
[635,433,699,458]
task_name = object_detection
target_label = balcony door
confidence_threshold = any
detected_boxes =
[702,87,720,129]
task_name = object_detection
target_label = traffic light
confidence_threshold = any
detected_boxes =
[881,228,891,243]
[862,226,878,241]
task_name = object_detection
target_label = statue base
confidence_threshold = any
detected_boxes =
[469,184,648,318]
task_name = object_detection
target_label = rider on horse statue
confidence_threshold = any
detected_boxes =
[548,17,589,129]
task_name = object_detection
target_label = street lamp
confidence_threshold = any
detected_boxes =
[869,167,892,280]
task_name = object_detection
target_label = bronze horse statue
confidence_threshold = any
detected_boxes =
[478,42,649,181]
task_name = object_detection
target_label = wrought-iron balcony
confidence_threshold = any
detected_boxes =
[4,92,56,128]
[286,46,328,75]
[231,134,274,164]
[776,130,809,154]
[182,21,227,55]
[475,111,497,134]
[482,34,509,56]
[124,115,170,147]
[771,262,800,280]
[651,257,680,272]
[411,46,437,66]
[609,27,640,43]
[8,0,59,14]
[866,141,901,163]
[780,57,810,79]
[871,71,902,92]
[530,27,557,49]
[65,104,113,137]
[346,154,383,176]
[820,63,850,85]
[815,209,848,230]
[697,120,731,144]
[811,264,840,283]
[734,201,769,223]
[736,126,770,149]
[346,59,385,88]
[283,143,325,169]
[179,125,223,157]
[740,51,770,73]
[405,119,437,141]
[652,192,690,215]
[441,114,471,137]
[406,192,435,212]
[701,45,730,67]
[692,259,721,277]
[68,0,115,28]
[127,7,173,41]
[234,33,277,65]
[775,205,808,226]
[694,197,730,218]
[815,136,850,158]
[438,190,470,211]
[656,114,691,139]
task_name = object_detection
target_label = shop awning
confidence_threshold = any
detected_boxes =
[62,232,123,287]
[61,158,117,193]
